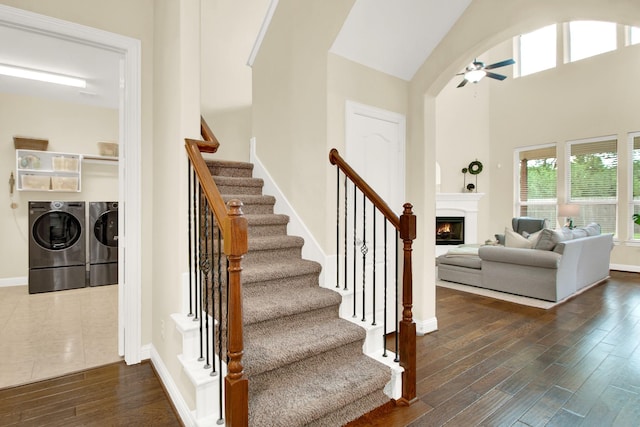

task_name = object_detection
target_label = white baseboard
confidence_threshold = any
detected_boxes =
[150,344,195,427]
[140,343,152,361]
[249,137,327,285]
[0,276,27,287]
[610,263,640,273]
[414,316,438,336]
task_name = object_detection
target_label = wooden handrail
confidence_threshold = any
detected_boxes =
[200,115,221,151]
[330,147,417,405]
[185,136,249,426]
[329,148,400,230]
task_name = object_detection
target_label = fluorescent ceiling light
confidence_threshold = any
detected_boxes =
[0,64,86,88]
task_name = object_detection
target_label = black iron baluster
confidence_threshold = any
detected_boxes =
[372,206,376,326]
[352,183,357,318]
[394,230,399,362]
[197,188,204,362]
[361,192,367,323]
[336,168,340,289]
[210,218,218,377]
[383,219,388,357]
[343,174,348,291]
[204,206,214,370]
[200,199,211,367]
[194,184,201,323]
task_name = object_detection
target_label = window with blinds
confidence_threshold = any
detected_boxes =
[568,137,617,233]
[517,145,557,219]
[633,136,640,239]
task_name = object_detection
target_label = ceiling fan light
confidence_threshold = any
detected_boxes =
[465,69,486,83]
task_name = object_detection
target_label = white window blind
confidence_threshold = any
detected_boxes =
[517,146,557,219]
[568,138,617,233]
[633,136,640,239]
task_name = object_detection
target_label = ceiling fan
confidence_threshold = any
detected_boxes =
[456,58,515,88]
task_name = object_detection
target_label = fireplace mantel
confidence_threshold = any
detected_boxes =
[435,193,484,256]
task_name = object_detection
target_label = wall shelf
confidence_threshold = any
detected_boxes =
[16,149,81,192]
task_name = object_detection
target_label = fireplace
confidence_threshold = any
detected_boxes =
[435,216,464,245]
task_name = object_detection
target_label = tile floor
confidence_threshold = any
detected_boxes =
[0,284,121,389]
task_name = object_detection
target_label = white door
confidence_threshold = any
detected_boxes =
[344,101,405,330]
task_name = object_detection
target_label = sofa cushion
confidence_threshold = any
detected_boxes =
[437,254,482,269]
[534,228,572,251]
[505,228,534,248]
[479,246,561,269]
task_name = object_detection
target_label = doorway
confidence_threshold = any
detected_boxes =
[344,100,406,325]
[0,5,142,365]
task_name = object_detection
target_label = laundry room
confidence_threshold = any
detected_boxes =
[1,92,119,291]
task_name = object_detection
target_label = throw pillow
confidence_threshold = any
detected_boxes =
[505,227,533,249]
[522,229,543,247]
[534,228,571,251]
[581,222,601,236]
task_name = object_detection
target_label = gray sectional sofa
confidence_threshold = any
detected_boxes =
[437,225,613,302]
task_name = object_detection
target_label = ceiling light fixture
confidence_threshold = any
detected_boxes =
[465,69,486,83]
[0,64,86,88]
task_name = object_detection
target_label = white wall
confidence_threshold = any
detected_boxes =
[0,93,118,280]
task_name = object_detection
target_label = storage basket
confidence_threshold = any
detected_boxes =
[51,176,79,191]
[21,175,51,190]
[14,137,49,151]
[98,142,118,157]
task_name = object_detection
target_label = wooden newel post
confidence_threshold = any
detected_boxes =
[224,200,249,427]
[398,203,417,405]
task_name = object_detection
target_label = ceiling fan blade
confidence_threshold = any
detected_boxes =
[484,58,515,70]
[485,71,507,81]
[457,79,468,88]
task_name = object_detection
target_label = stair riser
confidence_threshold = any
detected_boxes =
[245,305,339,336]
[247,223,288,238]
[216,184,263,196]
[229,203,274,215]
[243,247,302,265]
[207,165,253,178]
[243,273,320,294]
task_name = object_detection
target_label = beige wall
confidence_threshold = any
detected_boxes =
[200,0,270,162]
[0,0,155,349]
[151,0,201,409]
[0,93,118,279]
[252,0,355,252]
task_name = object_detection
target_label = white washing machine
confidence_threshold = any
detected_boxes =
[89,201,118,286]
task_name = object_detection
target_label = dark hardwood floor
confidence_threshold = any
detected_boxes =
[3,271,638,426]
[350,270,640,427]
[0,360,181,426]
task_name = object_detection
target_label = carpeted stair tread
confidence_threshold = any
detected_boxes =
[206,159,254,178]
[242,259,321,285]
[248,235,304,251]
[244,315,365,378]
[243,285,341,326]
[213,176,264,196]
[244,214,290,226]
[248,345,391,427]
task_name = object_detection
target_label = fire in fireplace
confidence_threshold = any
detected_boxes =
[435,216,464,245]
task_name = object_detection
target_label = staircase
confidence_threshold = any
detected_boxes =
[179,158,393,426]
